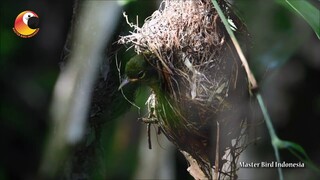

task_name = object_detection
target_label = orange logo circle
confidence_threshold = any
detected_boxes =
[13,10,40,38]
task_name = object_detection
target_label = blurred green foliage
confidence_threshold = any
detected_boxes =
[277,0,320,39]
[235,0,312,80]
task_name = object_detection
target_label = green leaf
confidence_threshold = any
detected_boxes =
[277,0,320,39]
[281,140,320,173]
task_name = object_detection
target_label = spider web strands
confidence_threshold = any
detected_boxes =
[211,1,283,179]
[40,1,123,178]
[211,0,257,92]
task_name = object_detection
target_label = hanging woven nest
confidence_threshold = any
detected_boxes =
[119,0,251,179]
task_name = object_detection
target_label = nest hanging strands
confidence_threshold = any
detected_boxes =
[119,0,251,179]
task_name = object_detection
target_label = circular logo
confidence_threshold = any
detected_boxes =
[13,10,40,38]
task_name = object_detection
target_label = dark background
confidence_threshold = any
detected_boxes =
[1,1,74,179]
[1,0,320,179]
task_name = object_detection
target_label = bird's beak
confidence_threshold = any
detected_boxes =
[118,77,139,90]
[118,77,130,90]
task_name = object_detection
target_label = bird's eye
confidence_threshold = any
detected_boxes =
[23,13,34,25]
[137,71,145,79]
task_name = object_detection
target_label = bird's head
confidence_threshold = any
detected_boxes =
[119,54,159,90]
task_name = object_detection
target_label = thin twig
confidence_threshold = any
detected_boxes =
[214,121,220,180]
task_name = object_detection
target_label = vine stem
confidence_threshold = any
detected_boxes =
[256,93,284,180]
